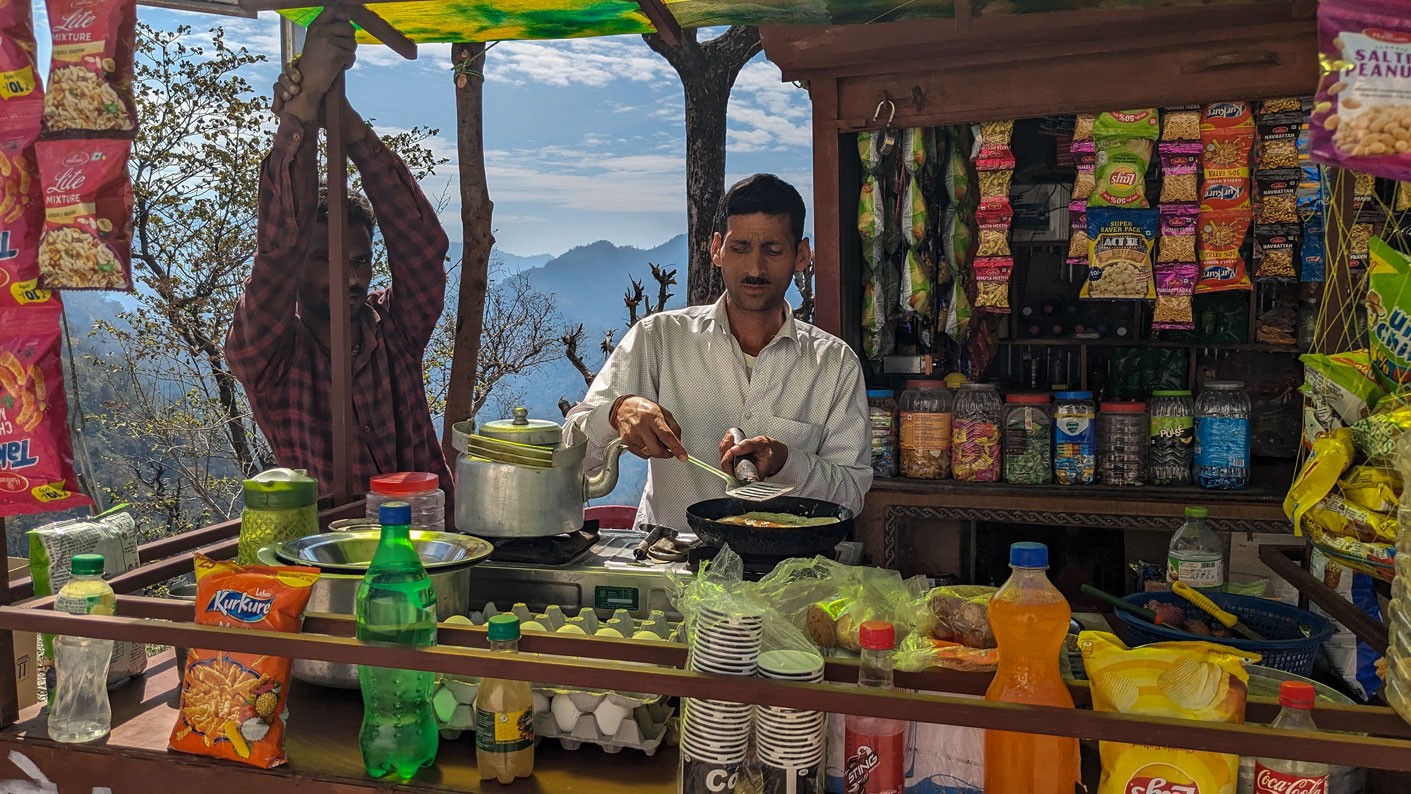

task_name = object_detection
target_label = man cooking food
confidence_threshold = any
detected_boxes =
[565,174,872,531]
[225,10,453,499]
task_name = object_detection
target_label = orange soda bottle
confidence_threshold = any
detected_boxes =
[984,542,1080,794]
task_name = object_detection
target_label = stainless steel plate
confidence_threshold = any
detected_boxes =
[272,530,493,574]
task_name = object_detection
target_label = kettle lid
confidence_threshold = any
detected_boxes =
[478,407,563,447]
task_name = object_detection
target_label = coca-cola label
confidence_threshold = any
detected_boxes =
[1253,763,1328,794]
[843,727,904,794]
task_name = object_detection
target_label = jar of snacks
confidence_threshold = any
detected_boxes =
[1099,402,1149,486]
[1053,391,1097,486]
[1195,381,1251,489]
[867,389,899,478]
[899,380,952,479]
[952,383,1002,482]
[366,472,445,532]
[1149,390,1195,486]
[1003,394,1052,485]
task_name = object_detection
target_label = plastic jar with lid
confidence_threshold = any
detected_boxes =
[1149,390,1195,486]
[1194,381,1252,489]
[951,383,1002,482]
[366,472,445,532]
[1099,402,1149,487]
[1003,394,1052,485]
[1053,391,1097,486]
[867,389,899,478]
[899,380,953,479]
[239,468,319,565]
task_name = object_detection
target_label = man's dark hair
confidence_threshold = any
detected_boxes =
[316,183,376,237]
[715,173,806,246]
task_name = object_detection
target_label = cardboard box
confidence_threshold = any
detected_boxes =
[7,559,37,710]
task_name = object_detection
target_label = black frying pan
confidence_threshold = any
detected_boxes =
[685,496,854,558]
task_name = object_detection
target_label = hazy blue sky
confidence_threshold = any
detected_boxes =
[116,9,817,257]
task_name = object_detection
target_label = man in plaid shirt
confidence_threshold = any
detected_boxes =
[225,12,453,501]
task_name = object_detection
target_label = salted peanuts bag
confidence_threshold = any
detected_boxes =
[1081,631,1256,794]
[36,138,132,290]
[1311,0,1411,181]
[170,555,319,769]
[0,302,90,517]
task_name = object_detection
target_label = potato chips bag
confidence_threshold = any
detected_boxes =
[1081,631,1256,794]
[170,555,319,769]
[1367,238,1411,391]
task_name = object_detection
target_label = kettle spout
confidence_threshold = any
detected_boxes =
[585,437,625,500]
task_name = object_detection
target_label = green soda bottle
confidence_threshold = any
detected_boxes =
[356,501,439,780]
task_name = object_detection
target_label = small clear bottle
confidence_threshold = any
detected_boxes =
[844,621,906,794]
[50,554,115,743]
[1167,506,1225,591]
[1248,682,1331,793]
[476,614,535,784]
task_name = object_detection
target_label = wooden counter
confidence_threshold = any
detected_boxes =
[0,652,677,793]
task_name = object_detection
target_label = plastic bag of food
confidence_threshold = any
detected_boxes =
[1161,106,1201,142]
[1157,203,1197,264]
[1095,109,1160,140]
[1339,465,1401,512]
[922,585,996,649]
[1090,137,1154,208]
[0,1,43,131]
[170,554,320,768]
[1300,211,1326,283]
[1157,142,1201,205]
[1,303,89,517]
[1307,493,1395,543]
[0,129,44,309]
[1254,223,1299,281]
[1255,113,1302,171]
[1368,237,1411,390]
[1196,209,1252,293]
[1066,199,1088,260]
[902,175,927,248]
[858,177,883,242]
[1311,0,1411,180]
[1152,263,1198,331]
[1301,350,1385,427]
[36,138,132,290]
[894,634,999,673]
[1398,181,1411,213]
[1304,517,1395,578]
[1352,400,1411,466]
[1080,631,1255,794]
[1083,208,1157,300]
[29,510,139,683]
[1071,140,1095,201]
[1285,426,1354,534]
[1200,130,1254,212]
[42,0,136,134]
[1255,169,1300,226]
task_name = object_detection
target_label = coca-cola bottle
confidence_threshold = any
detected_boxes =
[843,621,907,794]
[1249,681,1330,794]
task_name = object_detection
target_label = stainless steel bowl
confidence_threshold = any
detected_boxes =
[263,530,492,690]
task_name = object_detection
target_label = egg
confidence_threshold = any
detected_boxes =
[551,694,580,733]
[594,627,624,639]
[532,692,550,717]
[632,630,662,642]
[521,621,547,632]
[556,623,587,635]
[594,699,629,737]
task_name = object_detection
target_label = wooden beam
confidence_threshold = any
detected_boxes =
[635,0,682,46]
[239,0,430,11]
[344,5,416,60]
[325,74,355,506]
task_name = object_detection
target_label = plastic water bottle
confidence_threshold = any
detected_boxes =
[1248,682,1330,793]
[1167,506,1225,591]
[984,542,1079,794]
[843,620,906,794]
[476,614,535,783]
[356,502,439,780]
[50,553,115,743]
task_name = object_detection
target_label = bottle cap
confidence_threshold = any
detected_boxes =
[70,554,104,576]
[1185,506,1209,519]
[487,614,521,642]
[1100,401,1147,413]
[379,501,413,527]
[1279,680,1317,709]
[905,380,945,390]
[858,620,895,650]
[1152,390,1192,397]
[1010,542,1048,568]
[1056,391,1093,400]
[1006,393,1050,404]
[866,389,896,399]
[368,472,439,496]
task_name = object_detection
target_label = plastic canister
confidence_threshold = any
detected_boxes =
[1003,394,1052,485]
[366,472,445,532]
[899,380,952,479]
[867,389,899,479]
[1099,401,1148,487]
[239,468,319,565]
[1194,381,1251,490]
[1053,391,1096,486]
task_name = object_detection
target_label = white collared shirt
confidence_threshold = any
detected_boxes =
[564,295,873,531]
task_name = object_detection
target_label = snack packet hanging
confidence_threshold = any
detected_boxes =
[1301,212,1326,283]
[1094,109,1160,140]
[1200,130,1254,212]
[973,257,1012,314]
[1083,208,1157,300]
[1196,209,1252,293]
[1067,199,1089,260]
[1308,493,1396,543]
[36,138,133,290]
[1311,0,1411,180]
[0,129,45,308]
[1161,106,1201,142]
[1255,113,1302,171]
[1285,426,1355,534]
[0,0,43,131]
[1367,237,1411,390]
[1080,631,1255,794]
[1090,136,1154,208]
[42,0,137,134]
[1352,399,1411,466]
[169,554,320,769]
[0,303,89,517]
[1157,142,1201,205]
[1339,465,1401,513]
[1072,140,1096,201]
[1254,223,1299,281]
[1152,263,1197,331]
[1157,204,1198,265]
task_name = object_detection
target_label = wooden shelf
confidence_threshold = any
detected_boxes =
[998,337,1302,353]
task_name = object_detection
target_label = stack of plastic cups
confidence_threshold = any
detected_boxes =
[680,603,764,794]
[755,649,826,794]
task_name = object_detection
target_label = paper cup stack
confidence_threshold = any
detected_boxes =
[755,649,826,794]
[680,604,764,794]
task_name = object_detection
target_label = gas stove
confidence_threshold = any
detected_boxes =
[467,527,692,621]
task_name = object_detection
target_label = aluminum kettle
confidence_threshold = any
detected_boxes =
[450,408,624,538]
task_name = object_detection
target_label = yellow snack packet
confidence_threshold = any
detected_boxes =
[1080,631,1256,794]
[1307,494,1397,544]
[1339,465,1402,513]
[1284,427,1354,535]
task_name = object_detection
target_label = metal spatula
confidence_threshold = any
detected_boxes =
[683,428,794,501]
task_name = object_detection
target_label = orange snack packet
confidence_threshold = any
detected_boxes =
[168,554,319,768]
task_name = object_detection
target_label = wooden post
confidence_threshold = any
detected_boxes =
[441,43,494,464]
[325,74,355,505]
[1316,168,1357,354]
[0,517,15,727]
[810,77,842,337]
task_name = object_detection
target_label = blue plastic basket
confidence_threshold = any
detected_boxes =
[1115,591,1334,677]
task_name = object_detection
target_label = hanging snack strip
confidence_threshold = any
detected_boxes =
[1154,107,1203,329]
[1297,118,1326,284]
[1082,111,1159,301]
[1197,102,1254,293]
[1067,138,1096,276]
[971,120,1014,314]
[858,131,892,360]
[1253,100,1306,281]
[944,125,976,346]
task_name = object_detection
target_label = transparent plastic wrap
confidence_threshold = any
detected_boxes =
[1384,431,1411,723]
[668,546,821,661]
[921,585,998,649]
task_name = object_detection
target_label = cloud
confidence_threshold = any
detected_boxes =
[488,37,674,88]
[726,60,811,152]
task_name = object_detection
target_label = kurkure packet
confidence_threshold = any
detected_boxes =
[1311,0,1411,181]
[1080,631,1257,794]
[1367,237,1411,391]
[170,555,319,769]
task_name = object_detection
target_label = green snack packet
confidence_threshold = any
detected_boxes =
[903,176,928,248]
[859,176,883,241]
[1093,109,1161,140]
[1352,402,1411,466]
[1090,137,1154,208]
[1368,237,1411,392]
[1300,350,1387,428]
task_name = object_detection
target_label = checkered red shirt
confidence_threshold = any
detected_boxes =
[225,116,452,500]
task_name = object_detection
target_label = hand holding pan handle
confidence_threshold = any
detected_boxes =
[727,427,762,483]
